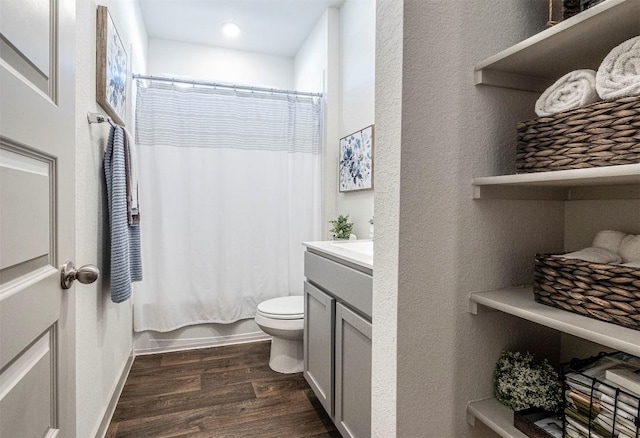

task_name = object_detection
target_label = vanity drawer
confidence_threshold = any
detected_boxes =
[304,251,372,319]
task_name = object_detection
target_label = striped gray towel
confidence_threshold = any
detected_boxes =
[104,125,143,303]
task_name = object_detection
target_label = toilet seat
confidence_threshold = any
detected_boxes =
[256,296,303,320]
[254,295,304,373]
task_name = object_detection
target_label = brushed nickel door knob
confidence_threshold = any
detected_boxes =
[60,261,100,289]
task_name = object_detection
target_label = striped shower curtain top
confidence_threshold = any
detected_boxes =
[135,82,322,154]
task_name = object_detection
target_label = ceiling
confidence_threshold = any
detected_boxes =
[138,0,345,57]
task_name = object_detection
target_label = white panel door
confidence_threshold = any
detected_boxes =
[0,0,76,436]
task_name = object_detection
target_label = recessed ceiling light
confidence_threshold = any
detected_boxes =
[222,23,241,38]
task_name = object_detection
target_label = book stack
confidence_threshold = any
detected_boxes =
[564,352,640,438]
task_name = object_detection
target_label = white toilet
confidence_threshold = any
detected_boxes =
[255,295,304,374]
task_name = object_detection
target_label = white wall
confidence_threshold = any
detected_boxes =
[294,9,341,239]
[336,0,376,238]
[294,1,375,240]
[376,1,565,436]
[294,11,328,93]
[148,38,294,89]
[74,0,147,436]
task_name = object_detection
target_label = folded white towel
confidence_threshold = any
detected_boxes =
[622,261,640,268]
[596,36,640,101]
[592,230,627,253]
[535,69,600,116]
[619,234,640,263]
[559,247,622,264]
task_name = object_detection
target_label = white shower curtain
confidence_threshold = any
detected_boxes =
[134,82,322,332]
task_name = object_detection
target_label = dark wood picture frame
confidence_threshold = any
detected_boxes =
[96,6,127,126]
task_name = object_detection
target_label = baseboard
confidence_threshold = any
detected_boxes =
[94,349,135,438]
[133,331,271,356]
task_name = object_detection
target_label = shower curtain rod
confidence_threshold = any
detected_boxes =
[132,74,323,98]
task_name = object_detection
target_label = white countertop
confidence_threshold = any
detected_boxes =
[303,240,373,270]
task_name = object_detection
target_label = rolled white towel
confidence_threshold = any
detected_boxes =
[535,69,600,116]
[596,36,640,101]
[592,230,627,253]
[619,234,640,263]
[558,247,622,264]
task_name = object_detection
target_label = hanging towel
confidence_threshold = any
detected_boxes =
[122,128,140,225]
[535,69,600,116]
[104,125,143,303]
[596,36,640,101]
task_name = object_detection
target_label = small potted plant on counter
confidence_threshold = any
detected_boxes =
[329,214,354,240]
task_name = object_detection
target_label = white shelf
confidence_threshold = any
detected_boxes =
[467,397,527,438]
[470,287,640,357]
[472,164,640,200]
[474,0,640,92]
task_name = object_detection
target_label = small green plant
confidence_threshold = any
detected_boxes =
[494,350,562,413]
[329,214,354,239]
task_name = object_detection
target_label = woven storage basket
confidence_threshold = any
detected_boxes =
[533,254,640,330]
[516,95,640,173]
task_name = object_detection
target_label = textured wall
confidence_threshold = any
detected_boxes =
[376,1,569,436]
[148,38,294,89]
[74,0,148,436]
[371,0,402,435]
[564,200,640,251]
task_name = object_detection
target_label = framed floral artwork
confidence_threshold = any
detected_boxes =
[96,6,127,126]
[339,125,374,192]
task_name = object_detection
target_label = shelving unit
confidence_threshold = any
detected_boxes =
[467,398,527,438]
[472,163,640,200]
[469,1,640,435]
[470,287,640,358]
[474,0,640,92]
[469,286,640,435]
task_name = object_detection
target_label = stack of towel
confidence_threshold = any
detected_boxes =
[535,35,640,116]
[558,230,640,267]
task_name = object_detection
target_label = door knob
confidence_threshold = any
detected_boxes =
[60,261,100,289]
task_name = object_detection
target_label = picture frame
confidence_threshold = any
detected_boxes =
[339,125,374,192]
[96,6,127,126]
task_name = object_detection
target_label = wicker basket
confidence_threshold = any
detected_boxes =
[533,254,640,330]
[516,95,640,173]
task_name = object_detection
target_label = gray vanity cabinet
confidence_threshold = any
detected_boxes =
[335,303,372,438]
[303,281,335,416]
[303,249,372,438]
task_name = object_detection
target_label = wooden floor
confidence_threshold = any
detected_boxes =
[106,341,341,438]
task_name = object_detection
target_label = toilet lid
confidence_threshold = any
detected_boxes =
[257,296,304,320]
